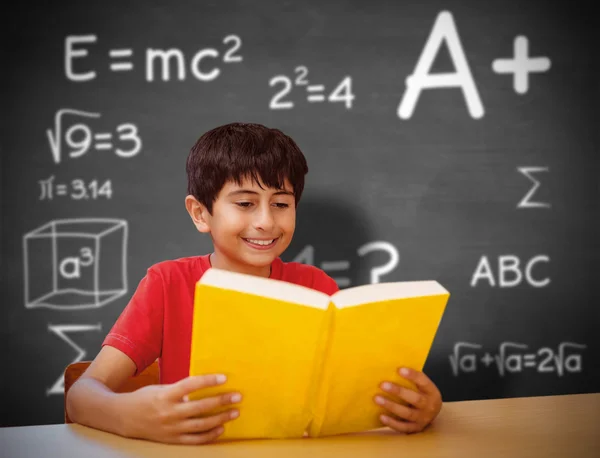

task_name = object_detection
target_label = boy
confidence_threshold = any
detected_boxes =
[66,123,442,444]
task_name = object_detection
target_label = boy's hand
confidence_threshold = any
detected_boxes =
[373,367,442,434]
[120,374,241,444]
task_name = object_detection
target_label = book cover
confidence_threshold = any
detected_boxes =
[188,268,449,440]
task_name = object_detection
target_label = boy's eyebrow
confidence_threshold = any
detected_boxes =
[227,189,294,197]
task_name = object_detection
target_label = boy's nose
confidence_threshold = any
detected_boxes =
[253,206,275,232]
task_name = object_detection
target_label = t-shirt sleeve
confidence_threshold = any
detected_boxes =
[311,267,340,295]
[102,268,164,376]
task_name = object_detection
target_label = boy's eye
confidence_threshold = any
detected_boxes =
[235,201,290,209]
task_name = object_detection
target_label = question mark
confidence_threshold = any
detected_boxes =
[357,241,399,284]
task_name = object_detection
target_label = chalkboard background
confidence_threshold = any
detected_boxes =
[2,0,598,427]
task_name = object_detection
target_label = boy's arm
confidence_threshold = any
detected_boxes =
[66,346,242,444]
[66,345,137,436]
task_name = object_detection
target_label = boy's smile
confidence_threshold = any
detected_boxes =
[242,237,279,249]
[186,176,296,277]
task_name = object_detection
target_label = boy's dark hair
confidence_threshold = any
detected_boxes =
[186,122,309,214]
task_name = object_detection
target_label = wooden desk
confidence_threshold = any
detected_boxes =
[2,393,599,458]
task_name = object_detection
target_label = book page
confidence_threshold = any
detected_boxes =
[200,267,331,309]
[331,280,449,309]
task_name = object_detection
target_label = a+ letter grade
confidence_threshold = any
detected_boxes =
[492,36,551,94]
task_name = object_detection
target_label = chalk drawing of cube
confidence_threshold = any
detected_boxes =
[23,218,128,310]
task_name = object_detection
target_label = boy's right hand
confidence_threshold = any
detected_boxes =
[120,374,240,444]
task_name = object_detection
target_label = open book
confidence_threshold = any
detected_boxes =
[188,268,449,440]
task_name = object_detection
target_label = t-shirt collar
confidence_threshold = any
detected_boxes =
[199,253,282,280]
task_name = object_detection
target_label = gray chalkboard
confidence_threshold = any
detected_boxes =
[2,0,598,427]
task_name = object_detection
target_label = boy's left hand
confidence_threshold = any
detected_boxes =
[373,367,442,434]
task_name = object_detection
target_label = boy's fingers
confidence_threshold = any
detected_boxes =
[177,409,238,434]
[380,414,422,434]
[167,374,227,402]
[178,425,225,445]
[381,382,427,409]
[398,368,437,396]
[374,396,421,423]
[175,392,242,418]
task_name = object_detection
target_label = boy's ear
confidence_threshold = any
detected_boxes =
[185,195,211,233]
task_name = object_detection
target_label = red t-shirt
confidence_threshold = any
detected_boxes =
[102,254,339,384]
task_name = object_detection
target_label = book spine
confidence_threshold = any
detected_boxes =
[306,302,336,437]
[188,283,202,379]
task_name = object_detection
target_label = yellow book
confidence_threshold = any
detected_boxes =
[188,268,449,440]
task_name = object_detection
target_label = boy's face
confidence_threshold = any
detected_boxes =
[187,176,296,276]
